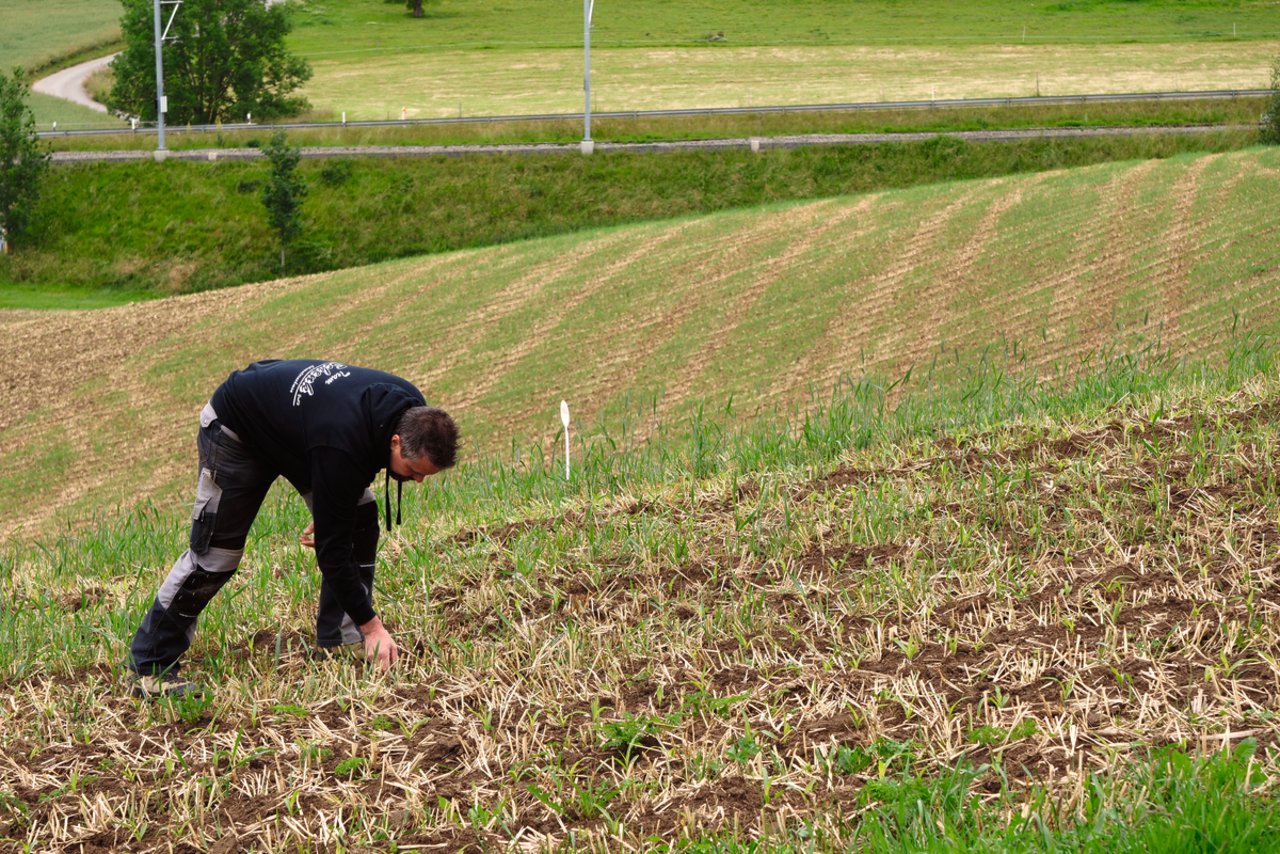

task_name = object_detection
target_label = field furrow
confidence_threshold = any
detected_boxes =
[446,222,698,415]
[805,189,983,394]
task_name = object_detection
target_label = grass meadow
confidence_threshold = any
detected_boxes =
[2,332,1280,850]
[287,0,1280,53]
[16,0,1279,127]
[301,41,1280,122]
[0,0,122,128]
[0,0,118,73]
[285,0,1280,120]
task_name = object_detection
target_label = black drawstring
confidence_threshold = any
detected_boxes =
[382,470,405,530]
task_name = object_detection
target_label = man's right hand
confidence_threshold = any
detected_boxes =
[358,616,398,672]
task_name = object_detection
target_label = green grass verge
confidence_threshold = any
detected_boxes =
[4,128,1261,301]
[0,282,152,310]
[27,92,122,133]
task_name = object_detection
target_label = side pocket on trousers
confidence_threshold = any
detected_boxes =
[189,466,222,554]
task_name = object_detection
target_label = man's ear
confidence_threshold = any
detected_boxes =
[390,434,402,453]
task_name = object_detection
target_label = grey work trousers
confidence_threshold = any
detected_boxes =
[128,406,377,676]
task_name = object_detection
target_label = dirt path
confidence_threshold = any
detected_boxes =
[32,53,117,113]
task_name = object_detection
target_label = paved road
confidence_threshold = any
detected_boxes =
[32,54,118,113]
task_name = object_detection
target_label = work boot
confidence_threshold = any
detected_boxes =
[128,672,204,700]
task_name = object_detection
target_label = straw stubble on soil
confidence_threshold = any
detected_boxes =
[3,379,1280,849]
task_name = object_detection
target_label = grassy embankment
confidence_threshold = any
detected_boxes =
[45,95,1272,152]
[2,320,1280,850]
[2,129,1263,304]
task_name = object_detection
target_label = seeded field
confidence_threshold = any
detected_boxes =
[2,329,1280,850]
[306,42,1280,121]
[2,148,1280,540]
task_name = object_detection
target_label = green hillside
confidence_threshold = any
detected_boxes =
[2,147,1280,850]
[2,148,1278,538]
[2,298,1279,850]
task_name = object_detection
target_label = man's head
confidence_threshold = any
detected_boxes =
[389,407,459,482]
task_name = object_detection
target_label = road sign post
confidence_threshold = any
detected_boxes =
[153,0,182,154]
[153,0,166,151]
[582,0,595,154]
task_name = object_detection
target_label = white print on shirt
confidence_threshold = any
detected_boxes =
[290,361,352,406]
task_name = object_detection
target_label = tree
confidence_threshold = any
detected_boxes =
[109,0,312,125]
[0,68,50,253]
[386,0,429,19]
[1262,57,1280,145]
[261,131,306,274]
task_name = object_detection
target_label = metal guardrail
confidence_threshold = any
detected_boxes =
[36,88,1274,139]
[47,124,1260,164]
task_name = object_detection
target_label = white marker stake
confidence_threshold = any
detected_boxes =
[560,400,571,480]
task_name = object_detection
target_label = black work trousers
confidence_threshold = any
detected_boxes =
[128,409,378,676]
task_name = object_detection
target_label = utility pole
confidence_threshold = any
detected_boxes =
[153,0,182,154]
[582,0,594,154]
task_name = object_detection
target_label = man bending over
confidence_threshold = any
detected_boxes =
[127,359,458,698]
